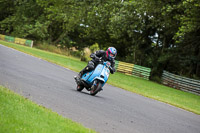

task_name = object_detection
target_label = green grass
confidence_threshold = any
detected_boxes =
[108,72,200,114]
[0,86,96,133]
[1,40,200,115]
[0,40,86,72]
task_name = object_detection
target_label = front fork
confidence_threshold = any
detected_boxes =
[91,80,103,92]
[91,80,98,90]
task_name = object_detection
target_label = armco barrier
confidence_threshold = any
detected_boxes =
[117,61,134,75]
[0,34,33,47]
[25,40,33,47]
[115,60,151,80]
[0,34,5,40]
[5,36,15,42]
[162,70,200,95]
[133,65,151,80]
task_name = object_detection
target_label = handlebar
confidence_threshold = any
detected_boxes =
[102,61,114,73]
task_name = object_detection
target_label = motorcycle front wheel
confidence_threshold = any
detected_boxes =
[77,84,84,92]
[90,80,102,96]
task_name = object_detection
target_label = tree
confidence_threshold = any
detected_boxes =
[174,0,200,78]
[0,0,199,79]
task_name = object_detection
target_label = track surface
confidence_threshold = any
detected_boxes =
[0,44,200,133]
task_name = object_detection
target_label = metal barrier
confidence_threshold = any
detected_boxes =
[162,71,200,95]
[132,65,151,80]
[0,34,5,40]
[115,60,151,80]
[0,34,33,47]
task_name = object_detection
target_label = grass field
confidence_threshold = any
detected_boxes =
[0,86,95,133]
[0,40,200,115]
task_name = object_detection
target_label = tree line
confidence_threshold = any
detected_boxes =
[0,0,199,81]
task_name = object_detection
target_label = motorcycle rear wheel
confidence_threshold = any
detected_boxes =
[90,81,102,96]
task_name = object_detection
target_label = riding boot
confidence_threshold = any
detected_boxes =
[75,71,82,81]
[75,66,90,81]
[79,67,89,77]
[77,66,88,78]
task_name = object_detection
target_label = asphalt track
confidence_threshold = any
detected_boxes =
[0,44,200,133]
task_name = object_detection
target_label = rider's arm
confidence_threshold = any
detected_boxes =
[110,60,116,74]
[90,53,96,59]
[90,50,104,61]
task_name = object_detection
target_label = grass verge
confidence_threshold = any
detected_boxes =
[0,85,95,133]
[0,40,200,115]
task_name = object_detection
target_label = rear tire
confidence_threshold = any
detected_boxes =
[77,85,84,92]
[90,81,102,96]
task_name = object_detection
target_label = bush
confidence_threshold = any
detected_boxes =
[80,47,91,62]
[34,42,70,56]
[70,51,81,58]
[150,76,161,83]
[80,43,100,62]
[89,43,99,53]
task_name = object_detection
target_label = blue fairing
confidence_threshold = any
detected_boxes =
[81,63,110,87]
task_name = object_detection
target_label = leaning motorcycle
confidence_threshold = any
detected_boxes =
[74,60,112,96]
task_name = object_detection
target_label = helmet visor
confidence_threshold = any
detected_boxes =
[110,53,115,57]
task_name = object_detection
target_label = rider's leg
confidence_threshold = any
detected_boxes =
[78,61,95,78]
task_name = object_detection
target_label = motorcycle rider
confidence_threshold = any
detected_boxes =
[75,47,117,80]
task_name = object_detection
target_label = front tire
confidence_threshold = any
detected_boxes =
[77,85,84,91]
[90,81,102,96]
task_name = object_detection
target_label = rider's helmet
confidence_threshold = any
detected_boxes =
[106,47,117,60]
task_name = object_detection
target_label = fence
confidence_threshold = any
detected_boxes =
[115,60,151,80]
[162,71,200,95]
[0,34,33,47]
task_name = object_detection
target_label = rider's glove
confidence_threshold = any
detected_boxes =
[110,67,115,74]
[95,57,100,62]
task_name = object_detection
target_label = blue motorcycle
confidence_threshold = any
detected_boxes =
[75,60,112,96]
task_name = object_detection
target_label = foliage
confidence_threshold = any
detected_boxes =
[89,43,100,53]
[0,0,199,80]
[80,47,91,62]
[80,43,100,61]
[34,42,71,56]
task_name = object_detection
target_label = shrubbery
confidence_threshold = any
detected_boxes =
[81,43,100,62]
[34,42,101,62]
